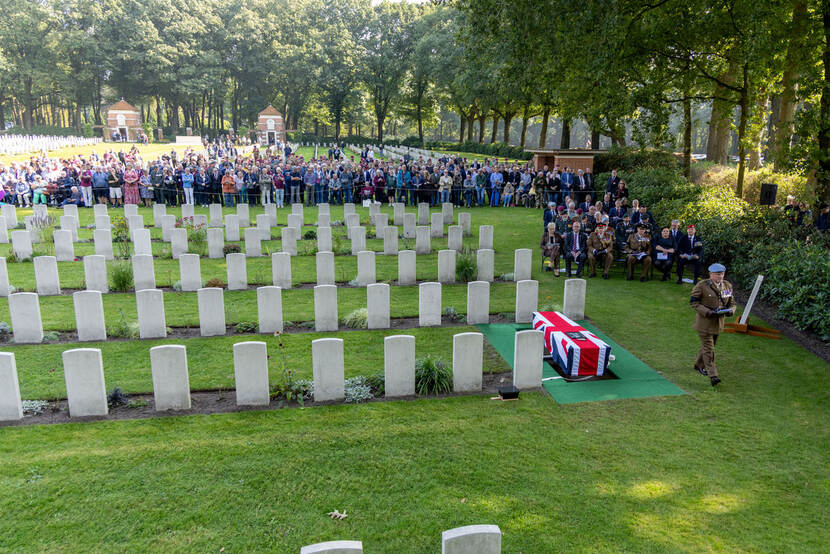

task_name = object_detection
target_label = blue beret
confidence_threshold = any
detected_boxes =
[708,263,726,272]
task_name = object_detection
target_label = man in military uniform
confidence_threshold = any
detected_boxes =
[626,223,652,281]
[615,213,632,258]
[689,263,736,386]
[587,222,615,279]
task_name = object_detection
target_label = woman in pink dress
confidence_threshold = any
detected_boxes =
[122,163,140,205]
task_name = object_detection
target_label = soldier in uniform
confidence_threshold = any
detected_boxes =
[614,213,632,258]
[626,223,652,281]
[689,263,736,386]
[587,222,615,279]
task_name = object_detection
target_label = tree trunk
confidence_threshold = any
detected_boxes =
[503,113,514,145]
[683,96,692,178]
[591,128,600,149]
[817,0,830,201]
[736,65,750,199]
[706,64,738,164]
[0,99,5,131]
[773,1,809,170]
[478,114,486,143]
[22,77,34,130]
[171,102,180,135]
[560,118,571,149]
[467,115,474,142]
[417,102,423,143]
[539,108,550,149]
[748,93,769,170]
[520,109,529,149]
[490,114,498,143]
[377,113,385,143]
[75,103,82,133]
[459,116,465,143]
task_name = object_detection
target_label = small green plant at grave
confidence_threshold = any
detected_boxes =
[158,247,173,260]
[254,267,266,285]
[41,331,60,343]
[109,262,134,292]
[269,332,313,405]
[111,215,131,259]
[442,306,465,323]
[365,373,385,396]
[415,355,453,395]
[128,398,148,408]
[344,376,373,403]
[223,243,241,255]
[204,277,225,288]
[341,308,368,329]
[456,249,476,282]
[6,252,22,263]
[400,238,414,251]
[500,272,515,281]
[300,242,318,256]
[108,309,140,338]
[107,387,129,408]
[186,222,207,256]
[539,303,556,312]
[32,214,57,255]
[22,399,49,414]
[173,280,182,292]
[235,320,258,334]
[303,229,317,240]
[0,321,9,341]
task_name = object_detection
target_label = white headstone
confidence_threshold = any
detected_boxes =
[350,226,366,255]
[563,278,586,321]
[417,202,429,225]
[314,285,338,332]
[442,524,502,554]
[9,292,43,343]
[271,252,292,289]
[94,203,109,217]
[132,254,155,291]
[153,203,167,226]
[287,213,301,234]
[54,229,75,261]
[317,226,332,253]
[226,252,248,290]
[127,214,144,234]
[442,202,453,224]
[300,541,363,554]
[0,258,9,297]
[357,251,376,286]
[179,254,201,292]
[94,215,111,230]
[83,255,108,293]
[257,286,283,333]
[312,338,345,402]
[62,203,79,222]
[94,229,114,260]
[419,282,441,327]
[430,213,444,238]
[207,227,224,258]
[160,215,176,241]
[1,204,17,228]
[181,203,195,220]
[384,335,415,397]
[383,226,398,255]
[256,214,271,241]
[34,256,61,295]
[192,214,208,228]
[225,214,240,241]
[317,202,330,216]
[398,250,416,285]
[124,204,138,218]
[316,251,335,286]
[63,348,108,417]
[317,213,330,228]
[0,218,7,244]
[264,203,277,226]
[236,203,250,227]
[198,287,226,336]
[11,230,33,259]
[233,341,270,406]
[448,225,463,251]
[170,228,188,259]
[416,226,431,254]
[132,228,152,256]
[209,203,223,226]
[366,283,390,329]
[244,227,262,257]
[466,281,490,324]
[458,212,471,235]
[281,226,297,256]
[477,249,494,282]
[374,213,388,239]
[73,290,106,341]
[514,248,532,281]
[393,203,405,226]
[438,250,456,284]
[343,203,356,217]
[478,225,494,250]
[0,353,22,421]
[136,288,166,338]
[515,280,539,324]
[513,330,544,389]
[453,332,484,393]
[150,345,191,411]
[403,213,416,239]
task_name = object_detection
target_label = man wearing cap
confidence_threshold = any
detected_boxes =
[626,223,652,281]
[615,213,632,257]
[587,221,614,279]
[690,264,736,386]
[677,224,703,284]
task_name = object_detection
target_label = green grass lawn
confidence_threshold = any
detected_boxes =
[1,202,829,551]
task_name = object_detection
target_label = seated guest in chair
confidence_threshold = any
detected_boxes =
[540,222,561,276]
[61,185,83,206]
[564,220,588,277]
[677,224,703,284]
[615,213,633,257]
[626,223,652,281]
[653,226,676,281]
[587,222,615,279]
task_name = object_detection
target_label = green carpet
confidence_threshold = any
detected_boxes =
[477,321,686,404]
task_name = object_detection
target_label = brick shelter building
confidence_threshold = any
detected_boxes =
[526,149,601,173]
[106,99,141,141]
[257,106,285,145]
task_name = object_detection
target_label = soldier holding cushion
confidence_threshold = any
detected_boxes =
[690,263,736,386]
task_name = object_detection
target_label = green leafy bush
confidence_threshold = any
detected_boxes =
[456,250,476,282]
[109,262,134,292]
[424,140,532,161]
[593,146,681,174]
[223,244,241,255]
[365,373,385,396]
[344,376,374,403]
[696,165,815,207]
[341,308,368,329]
[186,223,207,256]
[234,321,257,334]
[415,355,453,395]
[110,216,131,259]
[303,229,317,240]
[107,387,129,408]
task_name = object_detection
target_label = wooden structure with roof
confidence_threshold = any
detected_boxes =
[105,99,141,142]
[257,106,286,145]
[525,148,603,172]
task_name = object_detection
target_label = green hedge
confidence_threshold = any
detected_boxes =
[424,140,532,160]
[594,146,681,174]
[3,125,83,137]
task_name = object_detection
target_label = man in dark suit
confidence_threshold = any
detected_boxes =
[676,224,703,284]
[669,219,684,249]
[605,169,620,194]
[575,169,590,203]
[564,220,588,277]
[584,168,594,193]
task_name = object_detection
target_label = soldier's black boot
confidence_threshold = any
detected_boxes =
[710,376,721,386]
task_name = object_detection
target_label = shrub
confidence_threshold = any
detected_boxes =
[415,355,453,395]
[109,262,134,292]
[696,165,815,207]
[456,250,476,282]
[344,376,373,403]
[41,331,60,342]
[234,321,257,334]
[303,229,317,240]
[223,244,241,255]
[204,277,225,288]
[172,280,182,292]
[107,387,129,408]
[442,306,465,323]
[365,373,385,396]
[110,216,131,259]
[593,146,681,174]
[341,308,368,329]
[187,223,207,256]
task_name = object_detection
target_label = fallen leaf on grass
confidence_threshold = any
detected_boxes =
[327,509,348,520]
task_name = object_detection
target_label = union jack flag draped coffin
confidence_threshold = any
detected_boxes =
[532,311,611,377]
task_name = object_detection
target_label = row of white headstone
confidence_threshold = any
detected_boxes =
[0,331,519,419]
[0,243,525,299]
[4,278,541,343]
[299,524,502,553]
[0,134,102,156]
